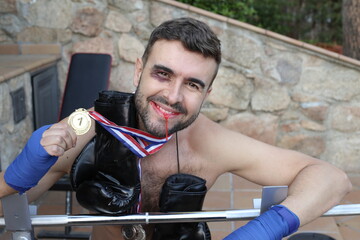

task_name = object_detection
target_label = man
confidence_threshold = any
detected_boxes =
[0,17,352,240]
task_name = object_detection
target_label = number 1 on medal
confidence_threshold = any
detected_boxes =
[68,108,91,135]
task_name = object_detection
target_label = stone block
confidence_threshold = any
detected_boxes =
[280,121,301,132]
[261,52,303,85]
[252,85,290,112]
[22,0,72,28]
[72,37,116,65]
[110,0,144,12]
[299,66,360,101]
[278,134,325,157]
[300,102,329,122]
[105,11,132,33]
[0,0,16,13]
[201,107,229,122]
[17,27,72,44]
[117,33,144,63]
[0,83,11,124]
[221,29,261,69]
[109,61,137,93]
[276,57,302,84]
[150,2,174,27]
[330,105,360,132]
[207,67,252,110]
[300,120,326,131]
[221,112,278,145]
[323,135,360,172]
[71,7,104,37]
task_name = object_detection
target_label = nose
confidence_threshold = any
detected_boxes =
[163,81,183,105]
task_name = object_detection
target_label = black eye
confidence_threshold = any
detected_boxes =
[157,71,170,79]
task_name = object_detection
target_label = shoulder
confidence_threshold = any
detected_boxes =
[187,114,229,142]
[186,114,294,174]
[188,113,249,145]
[184,114,249,171]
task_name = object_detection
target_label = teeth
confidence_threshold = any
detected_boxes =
[158,105,173,114]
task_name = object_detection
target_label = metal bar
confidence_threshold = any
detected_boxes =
[322,204,360,217]
[0,204,358,227]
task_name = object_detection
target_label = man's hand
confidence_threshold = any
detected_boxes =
[41,123,77,157]
[224,205,300,240]
[4,123,77,194]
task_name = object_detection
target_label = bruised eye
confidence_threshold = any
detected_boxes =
[159,72,170,78]
[153,71,171,80]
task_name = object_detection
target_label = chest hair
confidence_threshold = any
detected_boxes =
[139,142,204,212]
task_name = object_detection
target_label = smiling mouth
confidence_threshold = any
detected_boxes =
[150,101,181,118]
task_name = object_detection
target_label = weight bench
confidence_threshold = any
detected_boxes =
[2,186,359,240]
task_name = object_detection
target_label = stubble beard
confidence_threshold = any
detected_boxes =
[134,88,200,138]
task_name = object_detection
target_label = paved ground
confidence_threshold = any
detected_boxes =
[0,173,359,239]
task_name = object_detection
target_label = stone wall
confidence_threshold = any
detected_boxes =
[0,73,34,170]
[1,0,360,172]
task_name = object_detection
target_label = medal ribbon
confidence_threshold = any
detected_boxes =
[88,110,172,158]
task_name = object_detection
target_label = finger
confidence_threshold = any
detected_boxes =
[41,134,67,149]
[54,123,77,147]
[42,131,71,149]
[43,144,65,157]
[54,124,77,148]
[41,125,77,151]
[67,125,77,147]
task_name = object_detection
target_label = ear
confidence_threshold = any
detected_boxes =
[205,86,212,97]
[133,58,143,87]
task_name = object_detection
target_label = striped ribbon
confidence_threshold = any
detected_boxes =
[88,110,172,158]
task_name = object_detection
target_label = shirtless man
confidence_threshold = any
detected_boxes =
[0,17,352,240]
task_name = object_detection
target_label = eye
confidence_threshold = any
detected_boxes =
[186,81,200,91]
[153,70,170,80]
[158,71,169,78]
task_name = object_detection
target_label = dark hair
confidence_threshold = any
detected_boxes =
[142,17,221,80]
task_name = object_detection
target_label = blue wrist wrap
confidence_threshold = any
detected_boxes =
[4,124,58,194]
[224,205,300,240]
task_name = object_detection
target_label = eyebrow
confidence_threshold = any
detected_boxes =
[153,64,174,75]
[187,77,206,89]
[152,64,206,89]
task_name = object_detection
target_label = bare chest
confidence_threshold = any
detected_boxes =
[139,141,215,212]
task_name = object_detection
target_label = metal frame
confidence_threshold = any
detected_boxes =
[1,204,360,227]
[1,193,34,240]
[2,191,360,240]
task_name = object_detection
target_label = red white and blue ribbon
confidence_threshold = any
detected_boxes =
[88,110,172,158]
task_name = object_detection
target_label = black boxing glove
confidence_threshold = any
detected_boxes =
[71,91,141,214]
[152,173,211,240]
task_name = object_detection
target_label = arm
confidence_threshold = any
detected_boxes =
[229,140,351,226]
[227,149,350,239]
[0,172,17,197]
[280,157,351,225]
[198,115,351,238]
[0,115,95,200]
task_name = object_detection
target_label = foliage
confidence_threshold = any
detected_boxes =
[178,0,257,22]
[177,0,342,44]
[251,0,342,44]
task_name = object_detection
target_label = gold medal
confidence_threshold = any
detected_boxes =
[68,108,91,135]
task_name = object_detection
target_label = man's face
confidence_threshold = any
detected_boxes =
[133,40,217,138]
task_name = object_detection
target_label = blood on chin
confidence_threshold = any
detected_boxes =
[145,101,189,139]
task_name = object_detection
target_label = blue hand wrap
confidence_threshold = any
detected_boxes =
[224,205,300,240]
[4,124,58,194]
